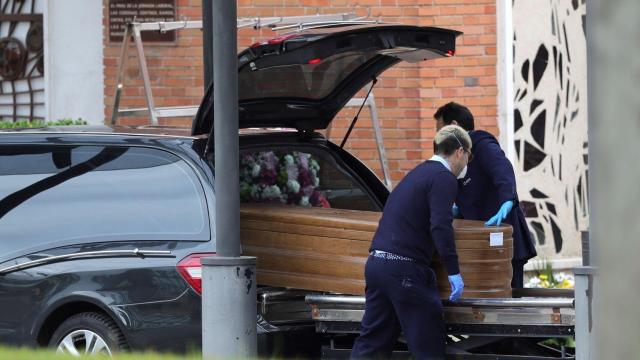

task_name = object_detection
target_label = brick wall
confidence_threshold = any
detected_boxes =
[103,0,498,184]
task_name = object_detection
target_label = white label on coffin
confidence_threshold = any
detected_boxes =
[490,232,504,247]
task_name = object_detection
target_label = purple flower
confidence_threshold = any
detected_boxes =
[239,150,329,208]
[301,185,315,197]
[310,190,323,207]
[311,190,331,208]
[262,151,278,170]
[298,168,314,187]
[258,168,278,186]
[283,157,297,181]
[296,152,309,170]
[242,154,256,163]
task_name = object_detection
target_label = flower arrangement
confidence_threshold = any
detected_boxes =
[240,150,330,208]
[526,258,577,352]
[524,258,575,289]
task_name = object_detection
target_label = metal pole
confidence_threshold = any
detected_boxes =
[202,257,257,358]
[202,0,257,358]
[202,0,213,90]
[574,266,596,360]
[212,0,239,259]
[367,91,392,190]
[572,3,599,358]
[585,0,597,271]
[132,24,159,126]
[110,24,131,125]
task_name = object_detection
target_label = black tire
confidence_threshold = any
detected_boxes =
[49,312,128,356]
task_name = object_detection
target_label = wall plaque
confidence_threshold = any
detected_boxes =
[109,0,176,42]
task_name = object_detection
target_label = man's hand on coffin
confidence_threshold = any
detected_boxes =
[448,274,464,301]
[485,200,514,226]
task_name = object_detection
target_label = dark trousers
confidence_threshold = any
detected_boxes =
[511,259,526,288]
[351,255,445,360]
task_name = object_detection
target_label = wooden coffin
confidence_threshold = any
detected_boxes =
[240,203,513,298]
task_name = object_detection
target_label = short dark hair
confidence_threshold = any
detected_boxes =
[434,102,475,131]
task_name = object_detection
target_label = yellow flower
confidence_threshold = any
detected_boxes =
[539,274,548,280]
[559,280,573,289]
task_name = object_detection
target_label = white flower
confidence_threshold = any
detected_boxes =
[299,196,310,207]
[525,277,542,288]
[309,159,320,171]
[251,164,261,178]
[250,184,260,198]
[554,272,567,282]
[284,155,294,166]
[261,185,282,200]
[314,176,320,187]
[287,179,300,194]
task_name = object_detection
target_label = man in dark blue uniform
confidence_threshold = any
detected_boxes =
[434,102,537,288]
[351,125,471,360]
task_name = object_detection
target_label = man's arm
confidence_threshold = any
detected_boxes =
[476,138,518,205]
[429,171,460,275]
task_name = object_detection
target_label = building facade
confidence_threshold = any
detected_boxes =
[510,0,588,268]
[0,1,587,267]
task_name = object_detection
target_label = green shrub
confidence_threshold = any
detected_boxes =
[541,337,576,349]
[0,346,204,360]
[0,118,88,129]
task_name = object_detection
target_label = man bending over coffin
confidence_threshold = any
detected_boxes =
[434,102,537,288]
[351,125,471,360]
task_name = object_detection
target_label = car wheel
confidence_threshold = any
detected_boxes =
[49,312,127,357]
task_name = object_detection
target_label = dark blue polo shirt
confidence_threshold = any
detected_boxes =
[370,160,460,275]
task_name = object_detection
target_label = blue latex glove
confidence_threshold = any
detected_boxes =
[452,204,460,218]
[485,200,514,226]
[448,274,464,302]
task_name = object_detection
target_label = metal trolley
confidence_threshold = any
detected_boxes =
[258,288,576,359]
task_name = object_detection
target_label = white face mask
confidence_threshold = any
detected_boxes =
[457,165,468,179]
